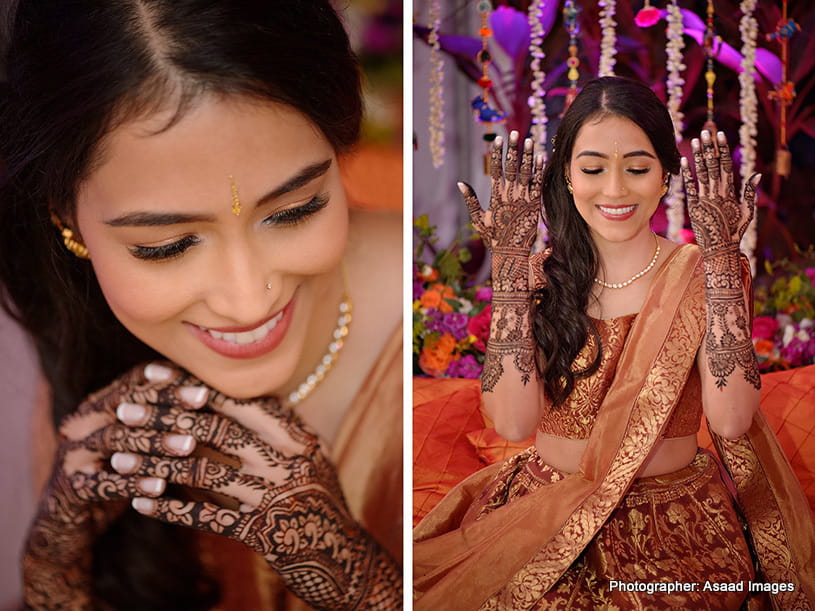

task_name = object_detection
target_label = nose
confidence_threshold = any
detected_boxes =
[603,169,628,197]
[204,241,279,325]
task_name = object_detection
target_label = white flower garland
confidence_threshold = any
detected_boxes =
[598,0,617,77]
[738,0,759,274]
[665,0,686,242]
[527,0,548,158]
[428,0,445,168]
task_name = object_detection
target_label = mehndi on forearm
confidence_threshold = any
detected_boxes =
[702,247,761,390]
[482,247,535,392]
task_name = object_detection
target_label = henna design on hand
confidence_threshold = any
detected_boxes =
[682,131,761,390]
[127,398,401,609]
[461,132,543,391]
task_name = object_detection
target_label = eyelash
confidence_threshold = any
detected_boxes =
[581,168,650,175]
[129,193,330,262]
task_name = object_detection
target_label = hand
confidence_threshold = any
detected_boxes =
[22,363,204,607]
[681,130,760,256]
[459,131,543,254]
[113,382,402,610]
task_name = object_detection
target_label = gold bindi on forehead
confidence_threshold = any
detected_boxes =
[229,175,241,216]
[613,141,620,160]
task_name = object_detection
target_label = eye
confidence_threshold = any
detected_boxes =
[129,235,200,262]
[627,168,650,175]
[580,168,603,175]
[263,193,329,226]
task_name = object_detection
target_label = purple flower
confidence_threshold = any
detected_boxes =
[781,338,808,367]
[474,286,493,302]
[424,308,445,333]
[446,354,483,379]
[443,312,470,340]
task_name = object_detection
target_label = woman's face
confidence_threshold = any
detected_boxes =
[567,114,665,246]
[75,95,348,399]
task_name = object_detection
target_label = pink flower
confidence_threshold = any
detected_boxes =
[467,305,491,352]
[806,268,815,286]
[752,316,780,341]
[474,286,493,302]
[634,6,661,28]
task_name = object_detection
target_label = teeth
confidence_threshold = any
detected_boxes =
[201,311,284,345]
[599,205,636,216]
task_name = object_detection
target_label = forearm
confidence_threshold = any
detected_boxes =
[481,248,542,441]
[700,248,761,438]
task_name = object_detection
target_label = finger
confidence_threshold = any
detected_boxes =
[490,136,503,187]
[742,173,760,229]
[529,154,544,205]
[87,422,196,456]
[701,130,720,186]
[458,181,487,235]
[132,496,247,541]
[504,130,520,184]
[66,468,165,503]
[716,132,734,178]
[691,138,708,193]
[518,138,533,187]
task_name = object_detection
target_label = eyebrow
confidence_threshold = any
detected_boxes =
[576,150,657,160]
[104,158,333,227]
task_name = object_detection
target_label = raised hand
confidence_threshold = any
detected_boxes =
[22,363,203,608]
[681,130,761,391]
[458,132,544,391]
[113,383,402,610]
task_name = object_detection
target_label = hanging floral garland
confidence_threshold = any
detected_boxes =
[665,0,686,242]
[597,0,617,77]
[427,0,445,168]
[738,0,759,273]
[562,1,581,113]
[527,0,548,157]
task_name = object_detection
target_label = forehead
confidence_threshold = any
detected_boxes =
[571,114,654,154]
[78,94,332,213]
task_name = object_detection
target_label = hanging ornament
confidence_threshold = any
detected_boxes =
[767,1,798,178]
[527,0,549,157]
[739,0,759,274]
[664,0,686,243]
[562,1,581,115]
[702,0,719,138]
[427,0,445,168]
[475,0,504,174]
[597,0,617,77]
[635,0,661,28]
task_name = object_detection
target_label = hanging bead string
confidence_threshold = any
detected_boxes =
[767,0,799,179]
[597,0,617,77]
[665,0,687,243]
[702,0,719,137]
[471,0,505,174]
[527,0,549,157]
[428,0,445,168]
[739,0,759,274]
[562,1,581,114]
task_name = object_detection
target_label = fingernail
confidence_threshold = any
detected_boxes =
[494,136,503,147]
[456,182,467,194]
[680,157,688,167]
[717,131,726,142]
[701,131,711,142]
[111,452,138,474]
[132,497,156,513]
[524,138,533,150]
[144,363,172,382]
[509,130,519,141]
[178,386,208,407]
[535,154,544,166]
[753,173,762,185]
[691,138,700,149]
[239,503,254,513]
[117,402,146,424]
[166,434,195,454]
[139,477,165,495]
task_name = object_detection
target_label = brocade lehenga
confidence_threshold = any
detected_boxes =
[413,245,815,610]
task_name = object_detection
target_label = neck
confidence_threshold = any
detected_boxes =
[592,229,657,285]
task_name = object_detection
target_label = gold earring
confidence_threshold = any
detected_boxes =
[660,184,669,197]
[229,175,241,216]
[50,213,90,259]
[564,175,574,194]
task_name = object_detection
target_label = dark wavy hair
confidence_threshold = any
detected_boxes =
[533,76,681,408]
[0,1,362,608]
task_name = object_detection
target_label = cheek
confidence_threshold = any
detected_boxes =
[281,205,349,275]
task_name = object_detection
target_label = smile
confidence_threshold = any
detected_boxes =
[198,310,284,345]
[187,296,296,360]
[597,204,637,221]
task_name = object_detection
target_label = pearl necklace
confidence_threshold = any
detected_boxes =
[594,235,661,289]
[285,272,353,406]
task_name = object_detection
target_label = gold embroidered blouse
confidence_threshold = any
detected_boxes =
[538,313,702,439]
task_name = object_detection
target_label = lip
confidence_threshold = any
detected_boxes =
[596,204,637,221]
[186,296,296,360]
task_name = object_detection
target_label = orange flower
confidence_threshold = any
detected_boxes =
[420,289,442,310]
[421,283,456,313]
[754,339,775,357]
[418,333,460,376]
[419,265,439,282]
